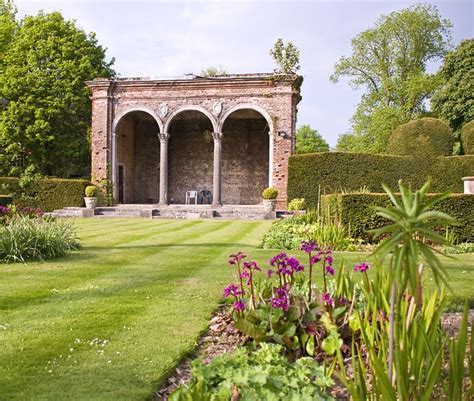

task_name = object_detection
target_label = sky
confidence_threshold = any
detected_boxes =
[13,0,474,147]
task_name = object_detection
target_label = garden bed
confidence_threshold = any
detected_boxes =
[156,309,473,400]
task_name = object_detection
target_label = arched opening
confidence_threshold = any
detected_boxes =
[221,108,270,204]
[168,110,214,204]
[115,111,160,203]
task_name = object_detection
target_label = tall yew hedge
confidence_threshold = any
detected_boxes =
[288,152,474,208]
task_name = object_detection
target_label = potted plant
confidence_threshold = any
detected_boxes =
[84,185,98,209]
[262,187,278,211]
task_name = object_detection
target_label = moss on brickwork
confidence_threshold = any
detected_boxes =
[321,193,474,243]
[288,153,474,208]
[0,177,89,211]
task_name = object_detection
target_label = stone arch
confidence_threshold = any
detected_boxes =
[113,109,161,203]
[113,105,163,134]
[218,103,274,134]
[164,105,218,133]
[219,104,273,204]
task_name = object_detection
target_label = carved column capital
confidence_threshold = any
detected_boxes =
[212,132,223,142]
[158,132,170,143]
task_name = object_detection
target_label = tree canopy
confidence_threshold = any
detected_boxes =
[0,9,115,177]
[431,39,474,133]
[331,4,452,153]
[295,125,329,154]
[0,0,17,72]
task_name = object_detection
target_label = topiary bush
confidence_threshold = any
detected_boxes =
[387,117,453,157]
[84,185,97,197]
[262,187,278,200]
[461,120,474,155]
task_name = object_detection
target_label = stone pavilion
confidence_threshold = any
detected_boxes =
[87,73,301,209]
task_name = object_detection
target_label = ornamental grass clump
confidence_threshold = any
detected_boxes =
[0,215,80,263]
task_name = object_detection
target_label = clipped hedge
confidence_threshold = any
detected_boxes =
[288,153,474,208]
[321,193,474,243]
[0,195,13,206]
[0,177,89,212]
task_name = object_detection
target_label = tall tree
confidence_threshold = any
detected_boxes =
[0,11,115,177]
[431,39,474,133]
[295,125,329,154]
[331,4,452,153]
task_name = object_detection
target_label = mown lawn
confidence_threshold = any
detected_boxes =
[0,218,473,401]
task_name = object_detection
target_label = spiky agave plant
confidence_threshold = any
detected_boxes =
[372,180,457,385]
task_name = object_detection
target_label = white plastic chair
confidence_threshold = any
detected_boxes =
[185,191,198,204]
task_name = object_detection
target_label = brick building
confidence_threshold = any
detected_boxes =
[87,73,301,209]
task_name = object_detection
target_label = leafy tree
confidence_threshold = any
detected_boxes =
[0,0,17,72]
[431,39,474,133]
[200,66,227,77]
[331,4,452,153]
[270,38,300,73]
[295,125,329,154]
[336,107,403,153]
[0,11,115,177]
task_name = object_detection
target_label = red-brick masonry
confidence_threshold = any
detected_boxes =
[87,73,302,209]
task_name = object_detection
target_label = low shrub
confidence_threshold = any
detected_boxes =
[0,216,80,263]
[444,242,474,254]
[288,197,306,211]
[321,193,474,243]
[170,343,334,400]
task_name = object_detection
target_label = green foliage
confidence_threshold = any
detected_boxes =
[387,117,453,157]
[84,185,97,197]
[170,343,334,401]
[262,187,278,200]
[321,193,474,243]
[461,120,474,155]
[432,39,474,133]
[287,197,305,211]
[0,10,115,177]
[295,125,329,154]
[331,4,452,153]
[0,0,17,71]
[200,66,227,77]
[287,152,474,208]
[0,176,89,211]
[270,38,300,73]
[337,106,404,153]
[0,215,79,263]
[444,242,474,254]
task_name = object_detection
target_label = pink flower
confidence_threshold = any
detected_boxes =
[354,263,370,273]
[321,292,334,306]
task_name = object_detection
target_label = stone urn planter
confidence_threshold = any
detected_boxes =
[462,177,474,194]
[262,187,278,211]
[84,185,98,209]
[263,199,277,211]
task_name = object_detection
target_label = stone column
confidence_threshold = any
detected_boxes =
[212,132,223,206]
[158,132,170,205]
[111,131,118,201]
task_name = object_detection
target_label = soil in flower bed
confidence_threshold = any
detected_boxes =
[154,309,473,400]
